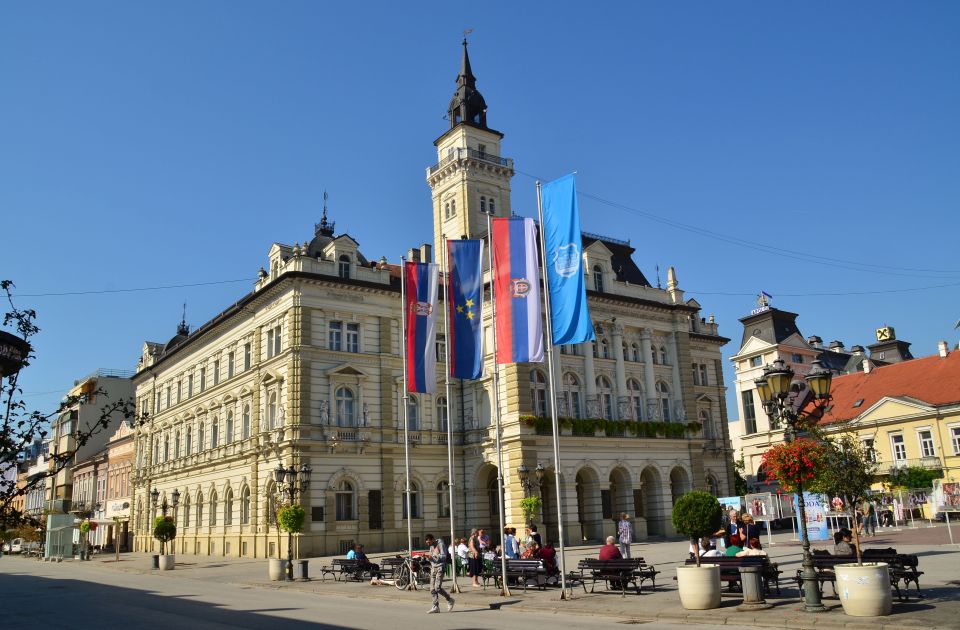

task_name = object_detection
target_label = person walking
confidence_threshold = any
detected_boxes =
[424,534,455,614]
[616,513,633,559]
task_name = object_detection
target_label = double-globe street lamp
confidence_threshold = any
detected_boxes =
[754,358,832,613]
[274,463,311,581]
[150,487,180,556]
[516,463,546,498]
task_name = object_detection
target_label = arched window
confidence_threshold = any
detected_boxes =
[402,481,421,519]
[226,411,234,443]
[336,480,355,521]
[563,373,582,419]
[182,494,191,530]
[592,342,598,358]
[174,431,181,459]
[209,491,218,527]
[600,339,610,359]
[699,408,712,439]
[596,375,614,419]
[240,487,250,525]
[660,346,668,365]
[529,370,547,417]
[651,344,658,365]
[242,404,251,439]
[224,488,234,526]
[163,434,170,462]
[657,381,671,422]
[487,476,499,518]
[436,396,448,432]
[196,492,204,527]
[631,343,641,362]
[268,393,278,429]
[444,202,451,220]
[593,265,604,292]
[335,387,355,427]
[480,196,487,213]
[338,255,350,279]
[692,363,700,385]
[185,426,192,455]
[437,481,450,518]
[707,474,720,497]
[627,378,644,420]
[450,199,456,216]
[265,483,277,528]
[198,422,206,451]
[407,395,420,430]
[211,416,219,448]
[488,198,495,214]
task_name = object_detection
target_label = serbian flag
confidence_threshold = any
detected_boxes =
[404,261,438,393]
[447,239,484,380]
[492,217,544,364]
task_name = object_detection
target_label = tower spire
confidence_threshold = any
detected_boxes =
[447,37,487,129]
[316,189,335,237]
[177,303,189,336]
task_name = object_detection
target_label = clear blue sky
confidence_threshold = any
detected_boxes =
[3,1,958,421]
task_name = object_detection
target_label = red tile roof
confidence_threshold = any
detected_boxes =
[818,350,960,425]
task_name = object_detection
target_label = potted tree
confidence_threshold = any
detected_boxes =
[78,520,92,560]
[153,516,176,570]
[812,434,889,617]
[519,496,543,525]
[672,491,723,609]
[276,504,306,581]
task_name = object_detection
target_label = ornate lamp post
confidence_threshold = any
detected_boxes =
[149,488,180,555]
[517,463,546,496]
[755,358,832,613]
[274,462,311,581]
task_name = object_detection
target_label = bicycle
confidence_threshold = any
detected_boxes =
[394,555,426,590]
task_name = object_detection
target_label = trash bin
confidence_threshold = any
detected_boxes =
[152,554,160,570]
[296,559,310,581]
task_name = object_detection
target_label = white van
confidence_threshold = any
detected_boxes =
[9,538,23,553]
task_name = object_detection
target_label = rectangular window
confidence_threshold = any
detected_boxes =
[244,343,251,370]
[214,360,220,385]
[329,321,342,351]
[273,325,281,356]
[699,364,708,386]
[187,375,193,398]
[177,381,182,404]
[346,323,359,353]
[891,434,907,464]
[166,387,171,408]
[436,334,446,362]
[918,430,936,458]
[863,438,877,462]
[266,329,274,358]
[792,353,804,364]
[368,490,382,530]
[742,390,757,434]
[952,427,960,456]
[311,506,324,523]
[749,356,763,368]
[691,363,699,386]
[228,352,235,378]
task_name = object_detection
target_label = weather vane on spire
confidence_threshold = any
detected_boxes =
[463,28,474,41]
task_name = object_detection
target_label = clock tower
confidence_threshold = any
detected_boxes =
[426,40,514,252]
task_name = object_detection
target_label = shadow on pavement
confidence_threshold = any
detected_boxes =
[0,572,351,629]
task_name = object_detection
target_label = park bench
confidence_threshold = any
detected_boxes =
[684,556,781,596]
[795,549,922,601]
[490,559,546,592]
[577,557,659,597]
[319,558,370,582]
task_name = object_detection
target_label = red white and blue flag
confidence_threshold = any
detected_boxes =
[404,261,439,393]
[492,217,544,364]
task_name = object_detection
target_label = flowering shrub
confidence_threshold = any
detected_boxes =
[760,438,827,493]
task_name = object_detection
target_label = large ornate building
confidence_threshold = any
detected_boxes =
[131,42,734,559]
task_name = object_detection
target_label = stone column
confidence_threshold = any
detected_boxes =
[639,329,658,420]
[611,323,628,420]
[582,341,598,417]
[669,332,684,421]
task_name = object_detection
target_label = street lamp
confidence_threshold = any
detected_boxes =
[274,462,312,581]
[149,488,180,556]
[755,358,833,613]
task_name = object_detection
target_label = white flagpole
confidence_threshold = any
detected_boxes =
[400,257,415,589]
[440,236,460,593]
[535,180,569,599]
[484,211,510,597]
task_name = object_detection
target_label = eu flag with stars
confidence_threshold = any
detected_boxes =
[447,239,484,380]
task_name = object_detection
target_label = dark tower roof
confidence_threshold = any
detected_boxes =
[447,39,488,130]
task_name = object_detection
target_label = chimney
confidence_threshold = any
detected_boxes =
[407,247,421,263]
[807,335,823,349]
[828,340,845,352]
[862,359,872,374]
[850,345,865,355]
[420,243,432,264]
[938,340,949,358]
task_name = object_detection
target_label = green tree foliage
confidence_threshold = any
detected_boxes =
[887,466,941,490]
[153,516,176,554]
[277,504,305,534]
[671,491,723,567]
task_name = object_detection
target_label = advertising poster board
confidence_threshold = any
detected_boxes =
[793,492,830,542]
[939,482,960,511]
[744,493,774,521]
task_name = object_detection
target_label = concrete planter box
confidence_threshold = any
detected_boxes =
[158,554,175,570]
[836,562,891,617]
[676,565,721,610]
[268,558,288,581]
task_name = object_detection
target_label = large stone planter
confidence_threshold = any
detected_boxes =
[676,565,721,610]
[268,558,288,581]
[158,554,175,571]
[836,562,892,617]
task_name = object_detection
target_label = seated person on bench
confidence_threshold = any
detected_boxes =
[724,534,744,557]
[735,537,766,557]
[346,544,380,575]
[833,529,856,556]
[599,536,622,560]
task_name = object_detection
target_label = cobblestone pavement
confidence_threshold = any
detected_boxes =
[5,526,959,629]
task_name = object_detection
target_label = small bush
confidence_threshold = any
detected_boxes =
[277,504,306,534]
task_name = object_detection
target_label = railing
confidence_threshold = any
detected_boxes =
[76,367,136,383]
[428,147,514,174]
[336,430,360,442]
[581,230,630,247]
[887,457,942,472]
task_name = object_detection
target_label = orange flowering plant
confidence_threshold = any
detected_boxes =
[760,438,828,493]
